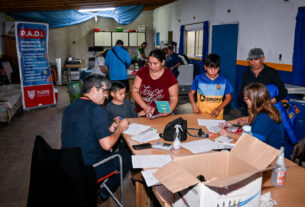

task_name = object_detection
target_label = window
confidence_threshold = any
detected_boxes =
[185,28,203,57]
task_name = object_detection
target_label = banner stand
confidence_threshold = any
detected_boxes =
[15,21,56,110]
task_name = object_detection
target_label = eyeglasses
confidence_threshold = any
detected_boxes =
[97,87,109,94]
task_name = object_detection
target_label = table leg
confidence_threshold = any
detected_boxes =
[135,181,151,207]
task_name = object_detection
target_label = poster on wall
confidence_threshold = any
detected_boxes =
[15,21,56,110]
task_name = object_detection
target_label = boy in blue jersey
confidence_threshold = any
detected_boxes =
[188,54,233,119]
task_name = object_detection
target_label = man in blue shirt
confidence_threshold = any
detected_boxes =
[165,46,182,78]
[61,74,131,199]
[106,40,131,92]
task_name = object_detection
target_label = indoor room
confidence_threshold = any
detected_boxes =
[1,0,305,206]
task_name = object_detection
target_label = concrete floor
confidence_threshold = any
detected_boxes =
[0,85,241,207]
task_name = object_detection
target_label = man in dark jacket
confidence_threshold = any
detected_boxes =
[239,48,287,114]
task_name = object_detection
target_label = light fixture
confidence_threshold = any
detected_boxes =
[78,7,115,13]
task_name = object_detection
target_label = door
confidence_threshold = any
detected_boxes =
[212,24,239,108]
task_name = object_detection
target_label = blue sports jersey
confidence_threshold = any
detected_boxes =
[190,73,233,119]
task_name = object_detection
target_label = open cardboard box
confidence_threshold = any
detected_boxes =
[154,134,280,207]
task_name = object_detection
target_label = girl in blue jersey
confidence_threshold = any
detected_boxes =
[220,82,285,149]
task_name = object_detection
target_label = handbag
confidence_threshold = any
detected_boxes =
[160,117,187,141]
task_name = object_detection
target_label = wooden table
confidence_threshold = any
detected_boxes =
[123,113,221,207]
[123,113,305,207]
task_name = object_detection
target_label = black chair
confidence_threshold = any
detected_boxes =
[27,136,97,207]
[291,137,305,167]
[27,135,125,207]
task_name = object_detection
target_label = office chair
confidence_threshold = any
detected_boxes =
[94,154,124,207]
[291,137,305,167]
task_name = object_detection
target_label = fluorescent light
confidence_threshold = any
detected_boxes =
[78,7,115,12]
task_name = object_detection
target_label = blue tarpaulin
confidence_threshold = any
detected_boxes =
[9,5,144,28]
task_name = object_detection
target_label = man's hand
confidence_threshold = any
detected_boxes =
[109,122,118,133]
[191,104,200,114]
[118,118,129,131]
[210,108,220,117]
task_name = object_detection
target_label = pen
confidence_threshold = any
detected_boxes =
[177,192,190,207]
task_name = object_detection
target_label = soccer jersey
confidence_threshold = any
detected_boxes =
[190,73,233,119]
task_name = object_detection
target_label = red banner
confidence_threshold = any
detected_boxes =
[23,84,55,108]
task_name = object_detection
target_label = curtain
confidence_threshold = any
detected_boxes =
[9,5,144,28]
[292,7,305,86]
[202,21,209,63]
[178,25,185,54]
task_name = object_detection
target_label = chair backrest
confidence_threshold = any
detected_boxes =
[27,136,97,207]
[291,137,305,167]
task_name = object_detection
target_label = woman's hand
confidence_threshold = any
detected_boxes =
[143,105,154,119]
[219,128,229,137]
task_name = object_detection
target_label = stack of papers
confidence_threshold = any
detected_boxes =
[214,136,234,143]
[197,119,226,133]
[123,123,151,136]
[181,137,234,154]
[141,169,160,187]
[131,129,160,143]
[181,139,215,154]
[132,155,172,169]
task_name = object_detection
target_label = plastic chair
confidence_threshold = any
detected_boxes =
[291,137,305,167]
[93,154,124,207]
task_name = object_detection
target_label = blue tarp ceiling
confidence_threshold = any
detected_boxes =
[9,5,144,28]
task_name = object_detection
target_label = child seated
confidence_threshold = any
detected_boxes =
[105,81,145,124]
[188,54,233,119]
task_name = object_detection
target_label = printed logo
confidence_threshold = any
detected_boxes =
[216,84,221,90]
[19,29,45,39]
[28,90,35,100]
[37,89,50,97]
[199,94,222,102]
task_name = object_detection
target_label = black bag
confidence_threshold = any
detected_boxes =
[160,117,187,141]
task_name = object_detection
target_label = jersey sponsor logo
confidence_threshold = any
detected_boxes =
[199,95,222,102]
[216,84,221,90]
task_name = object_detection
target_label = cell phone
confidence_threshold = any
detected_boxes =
[150,113,161,119]
[132,143,152,150]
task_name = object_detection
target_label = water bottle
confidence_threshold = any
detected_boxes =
[173,124,182,150]
[271,147,287,187]
[242,125,253,136]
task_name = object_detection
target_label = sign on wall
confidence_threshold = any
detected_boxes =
[15,21,55,110]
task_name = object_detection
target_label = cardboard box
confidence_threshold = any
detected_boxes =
[154,134,280,207]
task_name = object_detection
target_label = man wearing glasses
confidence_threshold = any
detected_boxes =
[238,48,287,115]
[61,74,131,200]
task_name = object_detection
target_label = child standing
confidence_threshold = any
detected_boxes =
[188,54,233,119]
[106,81,144,123]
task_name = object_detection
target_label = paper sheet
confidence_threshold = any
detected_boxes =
[131,129,160,143]
[123,123,151,136]
[141,169,160,187]
[132,155,172,169]
[215,136,234,143]
[197,119,226,133]
[181,139,215,154]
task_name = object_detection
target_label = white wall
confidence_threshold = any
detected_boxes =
[153,0,305,65]
[48,10,154,66]
[0,12,4,56]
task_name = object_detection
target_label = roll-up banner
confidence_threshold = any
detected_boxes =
[15,21,56,110]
